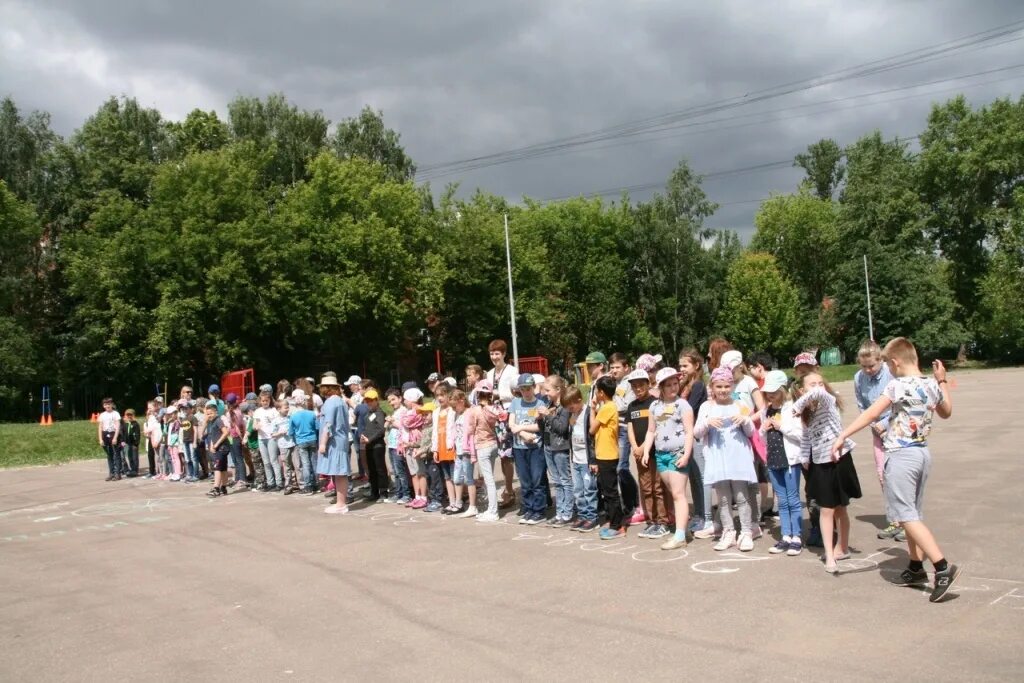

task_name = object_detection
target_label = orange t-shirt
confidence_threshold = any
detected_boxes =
[436,414,456,462]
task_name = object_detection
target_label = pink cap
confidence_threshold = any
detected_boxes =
[710,367,734,385]
[474,379,494,394]
[793,352,818,367]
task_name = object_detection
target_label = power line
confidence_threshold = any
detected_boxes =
[415,18,1024,179]
[539,134,922,203]
[425,63,1024,181]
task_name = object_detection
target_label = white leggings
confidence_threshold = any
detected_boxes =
[476,445,499,515]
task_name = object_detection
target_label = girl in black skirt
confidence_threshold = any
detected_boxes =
[791,373,862,574]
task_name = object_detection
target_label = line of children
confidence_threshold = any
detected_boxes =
[94,337,960,602]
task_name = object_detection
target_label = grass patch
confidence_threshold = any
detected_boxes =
[816,364,860,383]
[0,420,103,468]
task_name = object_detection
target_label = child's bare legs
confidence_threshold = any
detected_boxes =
[332,475,349,508]
[444,478,456,507]
[835,505,850,555]
[820,506,836,568]
[661,471,689,540]
[466,481,477,508]
[415,474,427,498]
[902,520,943,564]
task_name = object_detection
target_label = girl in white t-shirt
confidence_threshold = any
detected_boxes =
[720,349,770,533]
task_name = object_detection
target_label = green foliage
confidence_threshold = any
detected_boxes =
[751,188,839,306]
[718,253,802,356]
[2,90,1024,420]
[830,246,967,358]
[978,188,1024,360]
[228,93,330,186]
[919,96,1024,327]
[333,106,416,182]
[794,138,845,200]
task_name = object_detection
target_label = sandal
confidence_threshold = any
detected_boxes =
[824,563,839,574]
[498,492,516,509]
[206,488,221,498]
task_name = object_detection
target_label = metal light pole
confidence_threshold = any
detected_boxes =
[503,213,519,367]
[864,254,874,341]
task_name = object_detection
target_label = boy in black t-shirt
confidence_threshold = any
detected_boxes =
[203,403,231,497]
[625,369,669,539]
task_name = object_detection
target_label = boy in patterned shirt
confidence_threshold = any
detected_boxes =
[833,337,957,603]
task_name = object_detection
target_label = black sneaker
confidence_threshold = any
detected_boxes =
[894,568,928,586]
[206,488,221,498]
[577,520,598,533]
[930,564,962,603]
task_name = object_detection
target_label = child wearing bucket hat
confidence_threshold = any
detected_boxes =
[644,367,696,550]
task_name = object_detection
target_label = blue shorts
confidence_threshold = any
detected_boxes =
[655,451,687,474]
[453,454,474,484]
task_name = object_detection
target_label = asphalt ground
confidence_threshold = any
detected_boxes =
[1,369,1022,681]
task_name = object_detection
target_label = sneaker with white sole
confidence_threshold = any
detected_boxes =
[693,521,717,540]
[459,506,479,518]
[629,509,647,526]
[929,564,962,602]
[769,540,789,554]
[714,530,737,551]
[786,541,804,556]
[648,524,670,539]
[475,511,499,523]
[637,524,657,539]
[877,522,901,539]
[738,532,754,552]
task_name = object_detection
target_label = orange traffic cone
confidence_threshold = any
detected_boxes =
[45,414,53,426]
[90,413,98,422]
[39,415,46,426]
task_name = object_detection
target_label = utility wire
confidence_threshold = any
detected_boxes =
[416,19,1024,179]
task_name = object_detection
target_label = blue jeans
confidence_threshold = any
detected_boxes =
[617,425,640,512]
[768,465,803,538]
[545,449,573,520]
[295,441,317,489]
[572,461,597,522]
[513,445,547,516]
[182,441,200,479]
[229,440,247,481]
[389,447,411,499]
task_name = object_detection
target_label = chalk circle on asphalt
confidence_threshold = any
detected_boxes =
[71,497,210,517]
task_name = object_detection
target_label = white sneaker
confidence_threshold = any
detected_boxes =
[324,504,350,515]
[714,530,736,551]
[738,532,754,552]
[693,520,717,540]
[459,506,478,518]
[476,511,498,523]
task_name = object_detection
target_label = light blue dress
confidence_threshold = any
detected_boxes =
[316,394,351,477]
[699,402,757,485]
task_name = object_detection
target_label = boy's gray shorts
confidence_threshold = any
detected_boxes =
[883,447,931,523]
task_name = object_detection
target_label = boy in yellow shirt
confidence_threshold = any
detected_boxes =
[589,376,623,539]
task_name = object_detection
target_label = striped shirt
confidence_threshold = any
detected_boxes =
[792,387,855,464]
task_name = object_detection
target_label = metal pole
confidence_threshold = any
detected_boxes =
[504,213,519,367]
[864,254,874,341]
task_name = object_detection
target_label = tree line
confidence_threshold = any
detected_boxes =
[0,92,1022,419]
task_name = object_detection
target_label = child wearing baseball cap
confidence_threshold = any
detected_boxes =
[644,367,696,550]
[759,370,805,556]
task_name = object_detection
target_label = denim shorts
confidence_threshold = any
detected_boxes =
[453,454,474,484]
[439,461,454,481]
[655,451,686,474]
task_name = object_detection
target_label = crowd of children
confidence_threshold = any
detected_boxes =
[97,336,959,602]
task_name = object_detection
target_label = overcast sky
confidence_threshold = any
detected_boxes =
[2,0,1022,236]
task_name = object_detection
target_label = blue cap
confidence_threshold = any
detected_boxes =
[517,373,536,387]
[208,384,220,394]
[400,381,419,391]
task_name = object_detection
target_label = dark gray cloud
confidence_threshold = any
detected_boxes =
[3,0,1022,236]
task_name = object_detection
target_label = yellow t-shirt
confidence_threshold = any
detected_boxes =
[594,402,619,460]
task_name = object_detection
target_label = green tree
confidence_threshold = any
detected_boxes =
[794,138,845,200]
[718,253,802,356]
[830,245,967,357]
[333,106,416,182]
[0,97,60,204]
[627,160,718,353]
[167,109,230,157]
[228,94,330,186]
[919,96,1024,332]
[977,187,1024,360]
[751,188,839,306]
[0,182,45,402]
[839,132,926,250]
